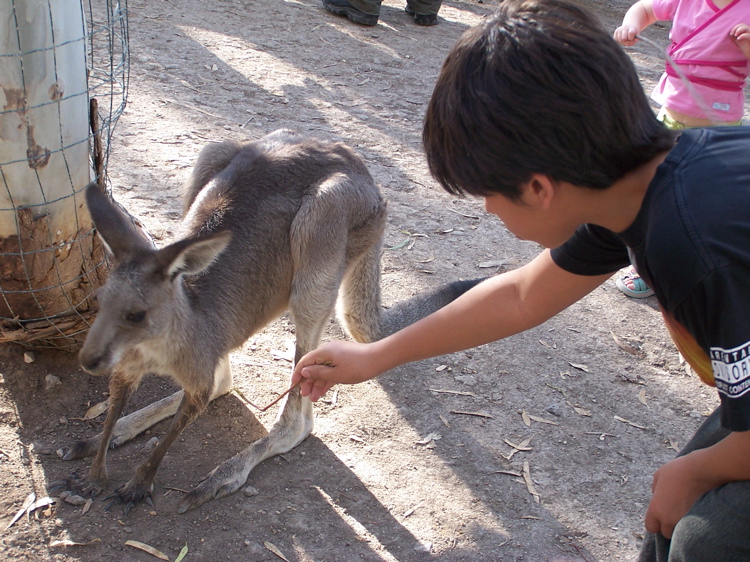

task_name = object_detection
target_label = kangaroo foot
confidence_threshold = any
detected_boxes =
[63,436,102,460]
[178,460,247,513]
[49,468,107,500]
[103,479,155,515]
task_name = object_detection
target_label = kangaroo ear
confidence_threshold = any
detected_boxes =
[157,230,232,280]
[85,183,154,260]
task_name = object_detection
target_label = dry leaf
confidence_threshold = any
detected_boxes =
[522,461,540,503]
[450,410,494,419]
[568,402,591,417]
[387,238,409,250]
[569,362,590,373]
[610,332,644,356]
[667,438,679,452]
[82,498,93,514]
[84,400,109,420]
[447,208,480,219]
[584,431,615,440]
[403,502,422,517]
[504,438,532,451]
[428,388,476,397]
[638,388,648,406]
[494,469,522,477]
[173,544,189,562]
[174,544,189,562]
[349,435,366,444]
[478,260,507,268]
[416,433,442,445]
[50,538,101,547]
[435,365,448,372]
[614,415,648,430]
[521,410,531,427]
[264,541,290,561]
[5,492,35,530]
[124,540,169,560]
[503,437,532,460]
[27,497,56,517]
[528,413,560,425]
[439,414,450,428]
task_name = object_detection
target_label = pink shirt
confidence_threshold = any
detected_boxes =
[650,0,750,121]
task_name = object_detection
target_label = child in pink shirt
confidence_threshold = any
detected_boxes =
[614,0,750,298]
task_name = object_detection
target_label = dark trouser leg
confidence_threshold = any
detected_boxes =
[638,406,750,561]
[405,0,441,15]
[347,0,381,16]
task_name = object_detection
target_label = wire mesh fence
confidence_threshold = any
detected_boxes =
[0,0,129,351]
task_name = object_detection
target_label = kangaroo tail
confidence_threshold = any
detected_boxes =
[376,277,486,340]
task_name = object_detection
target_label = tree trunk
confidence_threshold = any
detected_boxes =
[0,0,108,347]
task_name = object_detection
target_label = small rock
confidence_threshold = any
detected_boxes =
[454,374,477,386]
[45,375,61,390]
[64,494,88,506]
[140,436,160,455]
[32,441,55,455]
[414,540,432,552]
[243,486,259,497]
[547,404,564,417]
[24,351,36,364]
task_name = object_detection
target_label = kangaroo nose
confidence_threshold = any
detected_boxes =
[79,350,105,375]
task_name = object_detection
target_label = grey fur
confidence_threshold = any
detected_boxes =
[68,129,483,513]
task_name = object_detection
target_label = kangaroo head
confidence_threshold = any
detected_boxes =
[79,184,232,375]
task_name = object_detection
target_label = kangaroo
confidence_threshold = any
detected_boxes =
[64,129,482,514]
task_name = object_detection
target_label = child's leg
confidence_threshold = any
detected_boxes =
[638,407,750,561]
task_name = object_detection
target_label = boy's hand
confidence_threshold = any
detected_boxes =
[730,24,750,60]
[644,453,713,538]
[614,24,641,46]
[292,341,381,402]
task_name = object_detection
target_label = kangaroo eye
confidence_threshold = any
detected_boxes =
[125,310,147,323]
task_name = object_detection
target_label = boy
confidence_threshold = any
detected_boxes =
[292,0,750,558]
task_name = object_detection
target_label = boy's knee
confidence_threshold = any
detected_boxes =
[667,511,712,561]
[668,485,750,561]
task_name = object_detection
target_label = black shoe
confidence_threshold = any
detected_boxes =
[404,5,438,25]
[323,0,379,26]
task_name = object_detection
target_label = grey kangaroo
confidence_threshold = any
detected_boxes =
[65,129,481,514]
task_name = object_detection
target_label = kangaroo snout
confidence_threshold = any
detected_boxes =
[78,346,110,376]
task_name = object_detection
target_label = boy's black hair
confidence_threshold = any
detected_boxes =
[423,0,676,200]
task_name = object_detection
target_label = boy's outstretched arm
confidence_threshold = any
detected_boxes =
[614,0,657,46]
[292,249,612,401]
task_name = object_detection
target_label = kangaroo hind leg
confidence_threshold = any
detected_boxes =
[177,262,344,513]
[178,182,356,513]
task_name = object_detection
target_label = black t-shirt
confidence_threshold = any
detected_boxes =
[551,127,750,431]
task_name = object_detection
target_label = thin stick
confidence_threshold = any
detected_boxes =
[248,378,303,412]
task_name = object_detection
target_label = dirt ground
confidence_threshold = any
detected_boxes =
[1,0,747,560]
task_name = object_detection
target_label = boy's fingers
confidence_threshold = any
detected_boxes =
[309,380,334,402]
[299,363,336,381]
